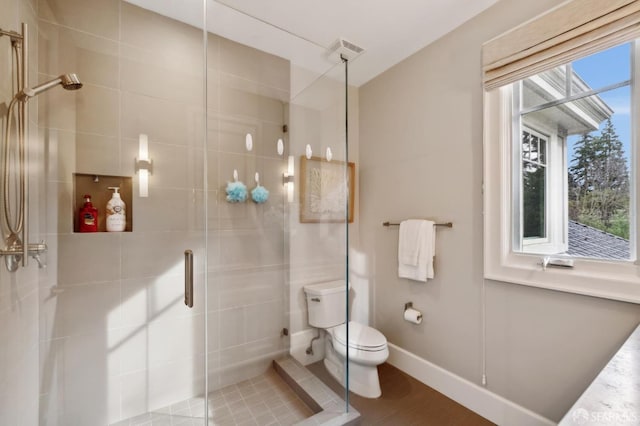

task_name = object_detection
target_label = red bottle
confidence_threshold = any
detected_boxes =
[79,194,98,232]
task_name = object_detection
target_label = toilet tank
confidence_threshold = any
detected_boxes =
[303,280,347,328]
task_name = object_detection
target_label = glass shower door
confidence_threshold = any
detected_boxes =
[37,0,209,423]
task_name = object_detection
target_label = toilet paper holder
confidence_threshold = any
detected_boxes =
[404,301,423,323]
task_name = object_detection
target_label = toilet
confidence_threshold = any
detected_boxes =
[304,280,389,398]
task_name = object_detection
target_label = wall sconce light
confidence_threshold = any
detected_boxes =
[283,155,294,203]
[135,134,153,197]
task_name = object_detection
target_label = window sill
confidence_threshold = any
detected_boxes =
[484,252,640,304]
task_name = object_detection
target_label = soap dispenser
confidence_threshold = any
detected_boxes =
[79,194,98,232]
[106,187,126,232]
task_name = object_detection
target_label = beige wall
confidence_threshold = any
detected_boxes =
[358,0,640,422]
[0,0,40,424]
[38,0,289,423]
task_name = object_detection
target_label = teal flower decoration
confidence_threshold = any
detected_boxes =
[251,185,269,204]
[226,181,248,203]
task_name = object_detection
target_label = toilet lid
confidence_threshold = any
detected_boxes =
[334,321,387,351]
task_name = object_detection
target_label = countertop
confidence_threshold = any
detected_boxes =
[559,323,640,425]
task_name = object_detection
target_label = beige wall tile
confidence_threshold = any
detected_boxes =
[260,157,286,222]
[259,122,286,159]
[244,299,285,342]
[217,228,285,269]
[207,33,221,70]
[220,72,289,104]
[39,334,121,424]
[116,315,206,373]
[46,181,73,234]
[120,355,205,418]
[38,79,119,136]
[119,231,204,280]
[218,306,245,349]
[39,280,121,339]
[219,37,289,92]
[120,2,203,69]
[38,0,119,40]
[131,188,192,232]
[56,233,121,285]
[41,127,75,182]
[218,115,260,155]
[219,336,284,372]
[75,132,120,176]
[38,20,119,89]
[220,84,285,124]
[0,0,17,29]
[121,91,204,146]
[218,268,284,310]
[120,50,204,106]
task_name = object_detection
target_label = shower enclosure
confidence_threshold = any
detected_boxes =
[0,0,353,424]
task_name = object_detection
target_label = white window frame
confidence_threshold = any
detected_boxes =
[517,124,568,255]
[483,42,640,303]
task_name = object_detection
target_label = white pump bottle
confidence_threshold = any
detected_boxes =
[106,187,126,232]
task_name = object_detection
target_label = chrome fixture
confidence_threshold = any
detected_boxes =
[0,22,82,271]
[16,73,83,101]
[283,155,294,203]
[184,250,194,308]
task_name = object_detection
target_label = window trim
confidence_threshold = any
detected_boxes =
[483,64,640,303]
[518,124,568,254]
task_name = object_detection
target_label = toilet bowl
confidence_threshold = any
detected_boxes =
[304,281,389,398]
[325,321,389,398]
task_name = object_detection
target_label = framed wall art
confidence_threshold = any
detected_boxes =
[299,156,355,223]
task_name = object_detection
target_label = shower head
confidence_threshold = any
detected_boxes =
[59,73,83,91]
[16,73,83,101]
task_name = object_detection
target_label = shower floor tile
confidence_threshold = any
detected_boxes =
[112,369,314,426]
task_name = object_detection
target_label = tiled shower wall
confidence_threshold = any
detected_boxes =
[287,71,360,363]
[0,0,40,423]
[37,0,289,424]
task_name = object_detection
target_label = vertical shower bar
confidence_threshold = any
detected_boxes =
[21,22,28,267]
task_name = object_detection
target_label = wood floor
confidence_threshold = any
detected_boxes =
[306,362,495,426]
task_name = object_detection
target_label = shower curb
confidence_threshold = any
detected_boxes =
[273,357,360,425]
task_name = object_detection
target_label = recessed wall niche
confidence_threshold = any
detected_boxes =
[73,173,133,233]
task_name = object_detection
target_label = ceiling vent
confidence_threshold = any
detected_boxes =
[328,38,365,63]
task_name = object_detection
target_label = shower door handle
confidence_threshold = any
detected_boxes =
[184,249,193,308]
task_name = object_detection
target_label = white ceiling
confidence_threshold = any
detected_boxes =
[124,0,499,87]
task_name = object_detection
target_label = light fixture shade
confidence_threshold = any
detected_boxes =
[139,169,149,198]
[139,134,149,160]
[137,134,150,197]
[287,155,294,176]
[286,155,294,203]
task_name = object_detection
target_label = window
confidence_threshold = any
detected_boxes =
[482,0,640,303]
[522,128,548,241]
[513,46,632,259]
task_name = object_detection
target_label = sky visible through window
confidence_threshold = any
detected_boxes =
[567,43,631,159]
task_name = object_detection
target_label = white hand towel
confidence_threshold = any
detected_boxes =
[398,220,435,282]
[398,220,423,266]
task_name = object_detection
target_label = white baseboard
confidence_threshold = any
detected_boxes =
[290,329,325,366]
[387,343,554,426]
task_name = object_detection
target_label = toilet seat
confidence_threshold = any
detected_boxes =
[331,321,387,352]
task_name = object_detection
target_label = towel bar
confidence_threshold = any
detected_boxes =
[383,221,452,228]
